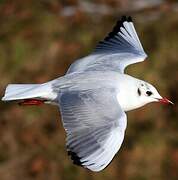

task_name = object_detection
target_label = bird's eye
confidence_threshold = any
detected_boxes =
[146,91,152,96]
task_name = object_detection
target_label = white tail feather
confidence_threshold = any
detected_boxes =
[2,83,57,101]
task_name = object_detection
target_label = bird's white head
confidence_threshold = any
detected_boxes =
[117,76,173,112]
[137,81,173,105]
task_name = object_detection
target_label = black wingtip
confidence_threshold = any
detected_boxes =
[68,150,83,167]
[121,15,132,22]
[128,16,132,22]
[121,15,126,21]
[104,16,133,41]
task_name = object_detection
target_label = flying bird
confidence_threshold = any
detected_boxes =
[2,16,173,172]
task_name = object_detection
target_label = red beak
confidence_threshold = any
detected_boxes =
[158,97,174,105]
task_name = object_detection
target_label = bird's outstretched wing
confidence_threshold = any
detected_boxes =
[58,88,127,172]
[67,16,147,74]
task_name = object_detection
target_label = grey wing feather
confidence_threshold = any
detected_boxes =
[58,88,127,171]
[67,16,147,74]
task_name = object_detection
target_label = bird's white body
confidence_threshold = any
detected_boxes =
[2,72,155,111]
[2,16,171,172]
[56,72,147,111]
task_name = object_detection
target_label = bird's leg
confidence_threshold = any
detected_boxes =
[18,99,45,106]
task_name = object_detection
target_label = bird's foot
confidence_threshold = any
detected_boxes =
[18,99,45,106]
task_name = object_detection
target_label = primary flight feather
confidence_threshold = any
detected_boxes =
[2,16,173,172]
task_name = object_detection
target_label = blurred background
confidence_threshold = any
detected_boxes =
[0,0,178,179]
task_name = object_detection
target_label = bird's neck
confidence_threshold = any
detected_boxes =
[116,75,146,112]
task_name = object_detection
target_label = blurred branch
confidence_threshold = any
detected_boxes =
[59,0,178,18]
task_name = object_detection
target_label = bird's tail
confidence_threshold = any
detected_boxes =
[1,82,57,105]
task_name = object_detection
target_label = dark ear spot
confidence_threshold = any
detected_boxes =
[137,88,141,96]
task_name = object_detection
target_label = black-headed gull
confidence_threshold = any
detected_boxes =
[2,16,173,172]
